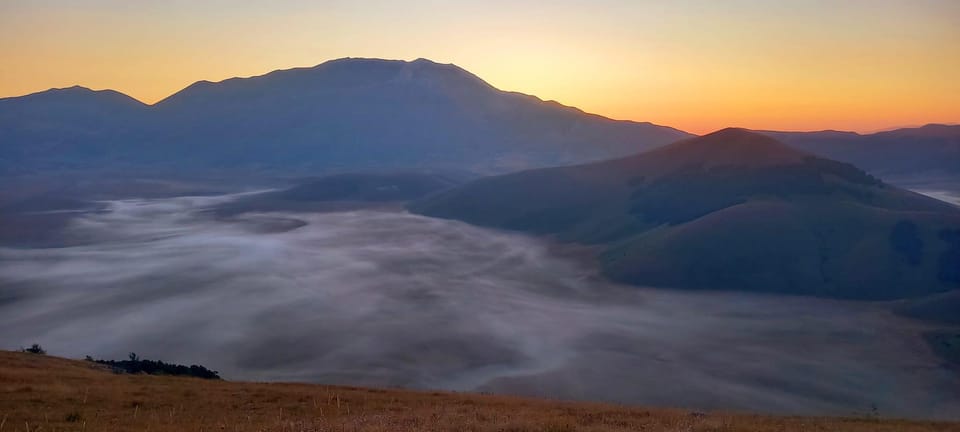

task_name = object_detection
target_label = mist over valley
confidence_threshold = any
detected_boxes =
[1,52,959,428]
[1,191,958,419]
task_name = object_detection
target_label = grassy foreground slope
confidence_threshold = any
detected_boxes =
[0,351,957,432]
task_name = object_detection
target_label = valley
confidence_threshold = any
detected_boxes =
[1,50,958,427]
[0,189,958,419]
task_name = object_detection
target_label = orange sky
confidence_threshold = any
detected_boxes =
[1,0,957,134]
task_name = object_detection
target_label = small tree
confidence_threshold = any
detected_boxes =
[22,344,46,355]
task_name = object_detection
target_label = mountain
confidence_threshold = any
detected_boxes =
[4,60,954,180]
[0,58,690,175]
[761,124,960,177]
[0,86,148,174]
[411,128,960,300]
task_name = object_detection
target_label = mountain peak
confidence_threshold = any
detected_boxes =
[0,85,96,101]
[0,85,145,107]
[700,127,787,144]
[648,127,809,168]
[43,85,131,99]
[874,123,960,138]
[51,85,92,93]
[302,57,493,91]
[158,57,495,107]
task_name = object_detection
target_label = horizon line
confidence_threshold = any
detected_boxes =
[3,57,958,136]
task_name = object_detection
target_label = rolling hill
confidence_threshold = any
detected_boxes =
[0,86,149,174]
[1,350,955,432]
[412,128,960,299]
[761,124,960,178]
[0,58,690,175]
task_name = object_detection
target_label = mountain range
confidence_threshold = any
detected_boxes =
[761,125,960,178]
[412,128,960,300]
[2,58,957,182]
[0,58,689,175]
[2,57,959,298]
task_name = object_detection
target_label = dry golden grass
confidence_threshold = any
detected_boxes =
[0,350,957,432]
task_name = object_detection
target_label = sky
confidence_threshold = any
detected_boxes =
[1,0,957,134]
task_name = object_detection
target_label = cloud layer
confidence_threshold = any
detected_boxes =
[0,194,957,419]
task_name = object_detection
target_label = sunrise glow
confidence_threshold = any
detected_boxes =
[1,0,957,134]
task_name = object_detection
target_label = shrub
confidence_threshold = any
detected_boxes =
[88,353,221,380]
[21,344,45,355]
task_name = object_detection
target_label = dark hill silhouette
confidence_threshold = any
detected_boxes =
[0,58,690,175]
[412,128,960,299]
[760,124,960,177]
[2,62,955,181]
[145,58,689,171]
[0,86,148,174]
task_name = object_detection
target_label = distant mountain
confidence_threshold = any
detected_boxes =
[0,86,148,173]
[0,58,690,175]
[760,124,960,177]
[412,128,960,300]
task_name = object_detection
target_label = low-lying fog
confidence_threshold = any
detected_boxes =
[1,193,957,419]
[916,189,960,207]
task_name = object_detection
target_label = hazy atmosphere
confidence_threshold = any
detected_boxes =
[2,0,958,133]
[1,193,957,419]
[2,1,959,430]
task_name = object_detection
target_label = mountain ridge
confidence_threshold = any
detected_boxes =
[638,127,812,167]
[757,124,960,176]
[0,57,691,175]
[1,58,956,178]
[0,85,146,106]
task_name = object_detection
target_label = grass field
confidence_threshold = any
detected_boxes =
[1,350,957,432]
